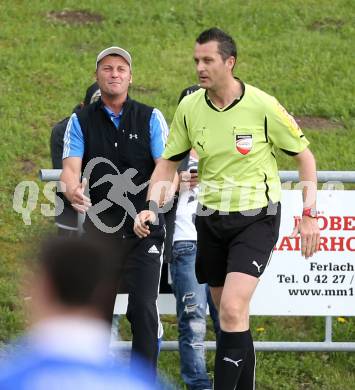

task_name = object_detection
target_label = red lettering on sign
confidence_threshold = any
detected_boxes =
[346,237,355,251]
[293,216,301,229]
[294,236,301,251]
[319,236,329,251]
[330,216,342,231]
[329,236,345,251]
[344,216,355,231]
[317,215,328,231]
[278,236,293,251]
[295,214,355,231]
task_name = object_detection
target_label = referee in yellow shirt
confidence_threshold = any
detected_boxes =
[134,28,320,390]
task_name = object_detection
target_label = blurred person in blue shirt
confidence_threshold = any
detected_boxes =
[0,236,166,389]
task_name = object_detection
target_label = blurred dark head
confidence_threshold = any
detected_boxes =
[72,82,101,113]
[37,236,118,322]
[83,82,101,106]
[178,84,201,104]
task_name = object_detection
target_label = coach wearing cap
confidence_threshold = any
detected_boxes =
[60,47,169,374]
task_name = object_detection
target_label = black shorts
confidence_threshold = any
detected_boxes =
[195,203,281,287]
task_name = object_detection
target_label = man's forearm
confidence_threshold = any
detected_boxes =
[60,169,81,203]
[60,157,84,203]
[292,148,320,258]
[147,159,179,206]
[294,148,317,209]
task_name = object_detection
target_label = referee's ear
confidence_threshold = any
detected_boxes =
[227,55,237,72]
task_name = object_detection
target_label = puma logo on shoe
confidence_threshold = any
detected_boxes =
[223,357,243,367]
[252,260,263,273]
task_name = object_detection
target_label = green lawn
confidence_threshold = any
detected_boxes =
[1,0,354,388]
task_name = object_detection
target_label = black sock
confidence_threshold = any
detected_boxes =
[213,329,254,390]
[238,340,256,390]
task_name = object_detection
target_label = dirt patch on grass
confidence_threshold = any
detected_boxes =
[295,116,343,130]
[46,10,104,25]
[309,18,344,31]
[19,159,36,174]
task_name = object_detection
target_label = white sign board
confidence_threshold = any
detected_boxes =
[115,190,355,317]
[250,190,355,316]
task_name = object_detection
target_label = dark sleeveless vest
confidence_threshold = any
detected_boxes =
[77,97,155,234]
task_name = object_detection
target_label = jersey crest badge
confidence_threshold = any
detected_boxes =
[236,135,252,155]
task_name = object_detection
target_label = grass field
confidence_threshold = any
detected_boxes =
[1,0,354,388]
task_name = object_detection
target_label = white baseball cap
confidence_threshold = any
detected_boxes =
[96,46,132,69]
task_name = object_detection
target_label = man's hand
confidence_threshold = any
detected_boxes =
[71,178,92,214]
[290,216,320,259]
[134,210,157,238]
